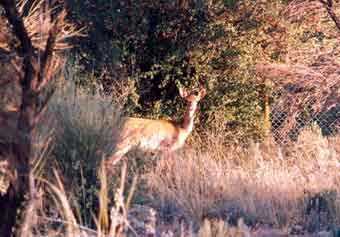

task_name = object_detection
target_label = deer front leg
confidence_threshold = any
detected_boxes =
[106,143,131,169]
[106,155,123,167]
[160,139,176,159]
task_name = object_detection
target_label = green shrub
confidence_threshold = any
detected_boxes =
[65,0,278,143]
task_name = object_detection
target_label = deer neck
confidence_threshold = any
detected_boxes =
[181,101,198,135]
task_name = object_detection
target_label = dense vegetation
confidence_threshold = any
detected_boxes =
[63,0,339,143]
[65,0,270,142]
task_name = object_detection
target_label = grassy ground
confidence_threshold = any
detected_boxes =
[146,132,340,235]
[1,83,339,236]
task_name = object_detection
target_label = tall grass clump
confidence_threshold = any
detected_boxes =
[31,162,136,237]
[145,128,340,233]
[48,82,122,226]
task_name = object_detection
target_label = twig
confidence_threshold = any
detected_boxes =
[39,216,98,235]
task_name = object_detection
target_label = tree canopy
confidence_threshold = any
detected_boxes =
[65,0,339,142]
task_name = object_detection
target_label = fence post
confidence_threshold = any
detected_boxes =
[263,79,271,137]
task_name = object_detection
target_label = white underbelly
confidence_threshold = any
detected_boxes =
[133,131,188,152]
[138,136,163,151]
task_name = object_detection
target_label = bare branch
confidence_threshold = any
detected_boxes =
[0,0,34,56]
[318,0,328,5]
[0,0,36,88]
[31,87,55,129]
[327,0,332,7]
[317,0,340,31]
[37,18,58,86]
[323,1,340,31]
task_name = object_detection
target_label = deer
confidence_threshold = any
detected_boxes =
[106,86,206,166]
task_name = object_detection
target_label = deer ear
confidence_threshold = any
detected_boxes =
[179,87,189,98]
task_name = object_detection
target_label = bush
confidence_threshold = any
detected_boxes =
[64,0,277,143]
[49,83,120,226]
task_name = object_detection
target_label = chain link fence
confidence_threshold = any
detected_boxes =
[270,89,339,145]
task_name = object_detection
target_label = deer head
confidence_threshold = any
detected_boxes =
[179,86,207,103]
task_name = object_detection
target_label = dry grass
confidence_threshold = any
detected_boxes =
[33,84,340,236]
[145,129,340,233]
[45,82,124,226]
[32,162,136,237]
[1,81,338,236]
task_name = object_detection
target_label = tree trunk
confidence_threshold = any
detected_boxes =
[0,184,24,237]
[0,88,36,237]
[0,0,77,235]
